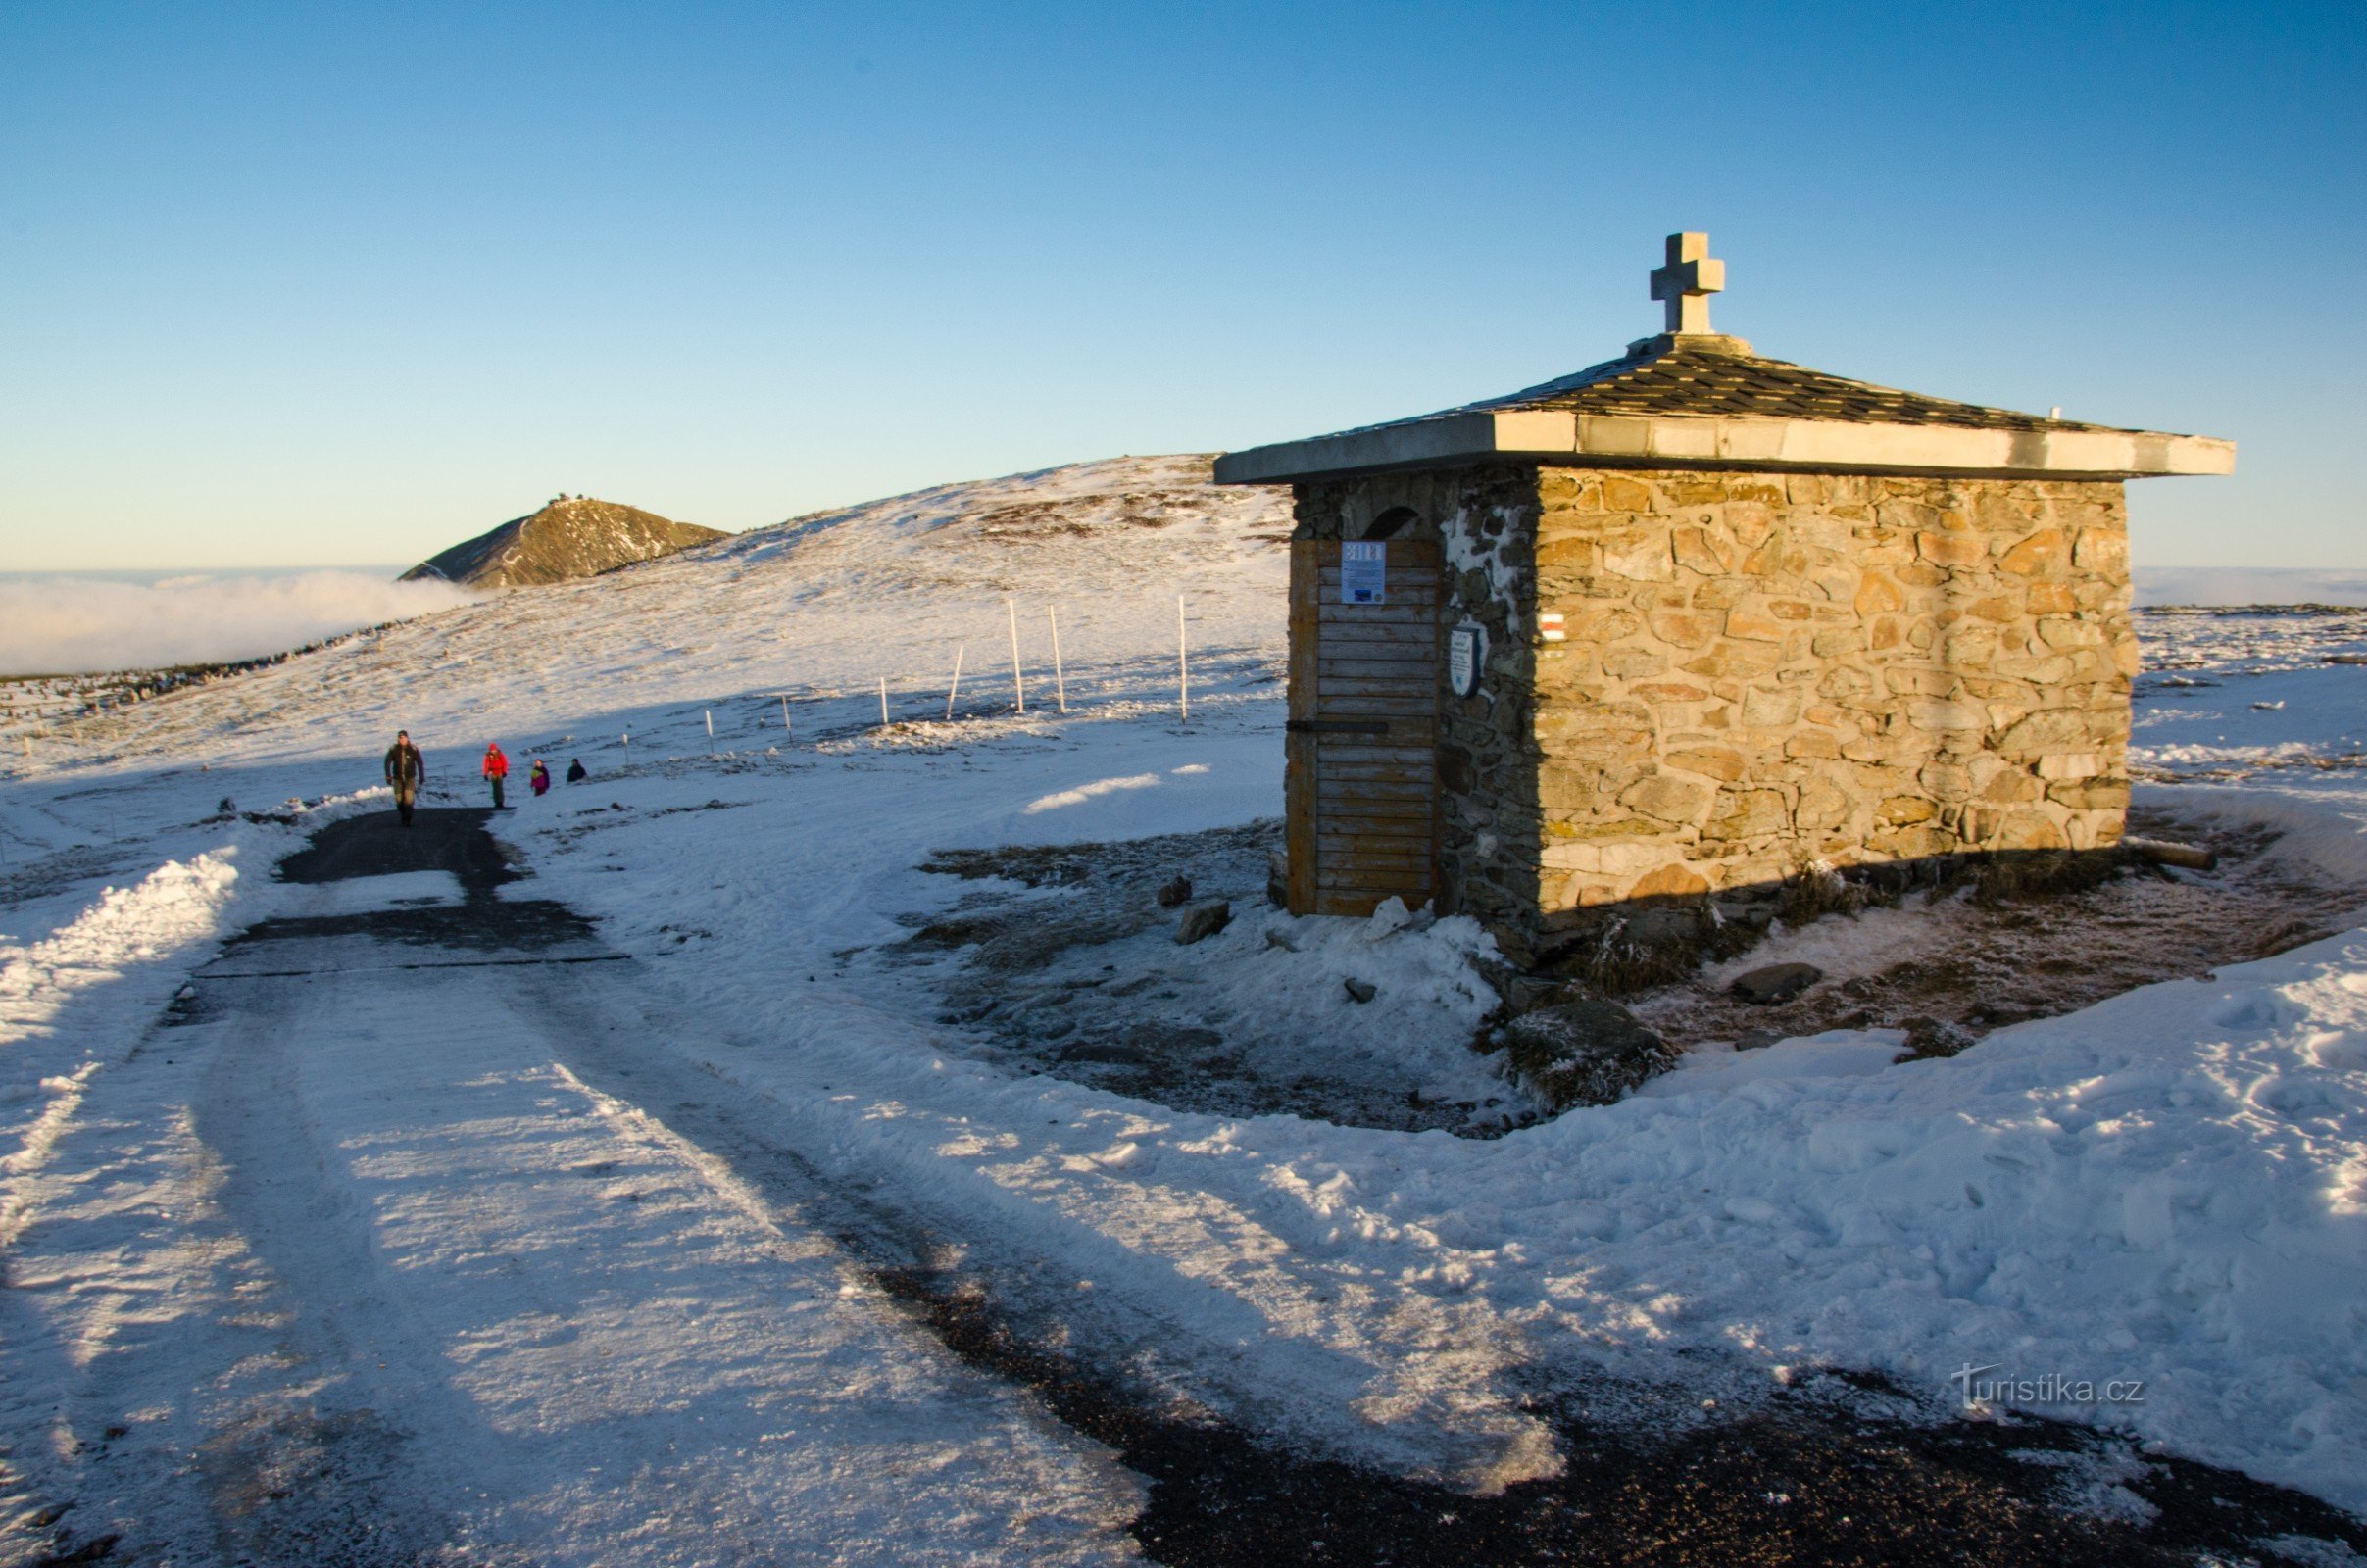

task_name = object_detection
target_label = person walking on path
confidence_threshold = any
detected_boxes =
[482,742,511,809]
[566,758,587,784]
[383,730,425,827]
[529,759,551,798]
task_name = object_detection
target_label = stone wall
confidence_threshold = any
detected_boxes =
[1524,467,2134,922]
[1290,465,2136,951]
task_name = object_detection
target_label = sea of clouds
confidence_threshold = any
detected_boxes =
[2134,566,2367,607]
[3,563,2357,679]
[0,571,478,675]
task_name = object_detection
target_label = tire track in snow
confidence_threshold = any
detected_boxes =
[1,811,1143,1566]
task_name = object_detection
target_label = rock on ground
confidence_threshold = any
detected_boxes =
[1174,900,1231,945]
[1498,1000,1676,1109]
[1730,962,1824,1004]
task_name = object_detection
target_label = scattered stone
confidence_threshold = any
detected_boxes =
[2122,836,2218,872]
[1499,1000,1676,1108]
[1731,962,1824,1004]
[1735,1028,1783,1051]
[1156,875,1194,907]
[1342,978,1377,1004]
[1624,906,1701,945]
[1173,900,1231,945]
[1263,929,1300,953]
[2327,653,2367,666]
[1484,921,1541,971]
[1060,1040,1150,1066]
[1902,1016,1975,1058]
[1500,974,1569,1016]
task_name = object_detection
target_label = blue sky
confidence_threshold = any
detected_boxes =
[2,1,2359,569]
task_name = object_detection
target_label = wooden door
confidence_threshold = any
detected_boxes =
[1285,537,1441,916]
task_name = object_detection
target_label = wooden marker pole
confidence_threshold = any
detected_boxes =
[879,675,890,726]
[1048,607,1066,713]
[1007,600,1025,715]
[704,709,715,753]
[1177,595,1190,721]
[779,694,791,741]
[947,644,964,720]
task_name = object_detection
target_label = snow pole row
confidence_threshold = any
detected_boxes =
[855,597,1187,732]
[720,595,1196,749]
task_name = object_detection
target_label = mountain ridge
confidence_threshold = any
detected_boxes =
[45,454,1293,764]
[401,496,727,589]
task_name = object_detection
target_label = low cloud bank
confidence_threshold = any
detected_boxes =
[2135,566,2367,607]
[0,572,478,675]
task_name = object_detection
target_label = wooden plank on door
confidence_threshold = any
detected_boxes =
[1314,767,1434,791]
[1305,535,1442,917]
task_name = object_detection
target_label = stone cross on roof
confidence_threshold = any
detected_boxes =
[1650,231,1724,335]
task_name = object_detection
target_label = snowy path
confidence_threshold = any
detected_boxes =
[0,809,1139,1566]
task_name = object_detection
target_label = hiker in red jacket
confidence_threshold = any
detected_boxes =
[482,742,511,809]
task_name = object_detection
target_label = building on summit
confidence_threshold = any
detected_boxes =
[1214,234,2232,957]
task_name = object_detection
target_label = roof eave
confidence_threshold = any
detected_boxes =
[1212,411,2237,485]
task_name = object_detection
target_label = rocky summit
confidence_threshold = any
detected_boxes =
[401,495,727,589]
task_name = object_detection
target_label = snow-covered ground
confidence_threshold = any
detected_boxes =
[4,465,2366,1559]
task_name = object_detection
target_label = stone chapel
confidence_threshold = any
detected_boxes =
[1214,234,2233,956]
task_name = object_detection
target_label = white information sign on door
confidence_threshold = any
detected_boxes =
[1341,541,1387,605]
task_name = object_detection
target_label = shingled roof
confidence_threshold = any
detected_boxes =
[1214,235,2233,486]
[1471,337,2114,433]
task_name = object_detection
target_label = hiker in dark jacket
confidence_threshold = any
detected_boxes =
[383,730,425,827]
[566,758,588,784]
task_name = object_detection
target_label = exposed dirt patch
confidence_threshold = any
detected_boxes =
[219,807,601,956]
[883,820,1519,1133]
[0,842,136,911]
[1623,808,2367,1056]
[878,1258,2365,1568]
[651,797,749,817]
[885,805,2366,1137]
